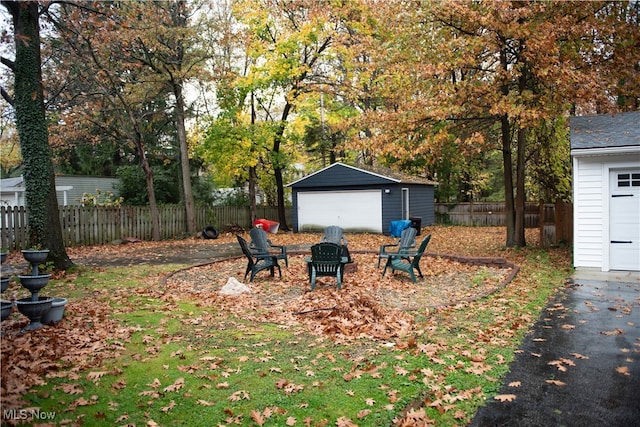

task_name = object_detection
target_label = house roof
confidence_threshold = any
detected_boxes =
[286,162,438,187]
[570,111,640,150]
[0,176,25,191]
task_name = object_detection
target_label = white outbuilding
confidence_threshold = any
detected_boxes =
[571,111,640,272]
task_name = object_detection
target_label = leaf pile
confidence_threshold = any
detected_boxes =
[0,299,134,410]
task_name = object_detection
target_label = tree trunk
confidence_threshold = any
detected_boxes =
[249,165,257,225]
[133,131,161,241]
[273,103,292,232]
[514,127,527,247]
[9,1,72,269]
[174,82,196,235]
[501,114,516,247]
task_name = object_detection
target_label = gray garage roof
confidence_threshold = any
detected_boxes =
[286,162,438,188]
[570,111,640,150]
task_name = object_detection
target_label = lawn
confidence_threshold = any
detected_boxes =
[0,226,572,426]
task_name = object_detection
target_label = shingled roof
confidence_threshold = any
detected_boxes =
[570,111,640,150]
[287,162,438,187]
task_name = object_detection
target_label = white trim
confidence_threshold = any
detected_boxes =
[571,146,640,158]
[402,188,409,220]
[602,163,610,271]
[286,162,401,187]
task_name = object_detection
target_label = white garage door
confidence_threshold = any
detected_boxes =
[610,169,640,271]
[297,190,382,232]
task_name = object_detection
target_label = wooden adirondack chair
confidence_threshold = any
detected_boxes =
[382,234,431,283]
[236,235,281,282]
[249,227,288,267]
[377,226,417,267]
[305,242,345,290]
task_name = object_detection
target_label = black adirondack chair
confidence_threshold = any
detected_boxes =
[306,242,345,290]
[382,234,431,283]
[249,227,288,267]
[377,226,417,267]
[236,235,281,282]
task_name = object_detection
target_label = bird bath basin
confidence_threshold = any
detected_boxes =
[16,297,53,331]
[18,274,52,300]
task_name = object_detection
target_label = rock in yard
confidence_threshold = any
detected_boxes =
[219,277,252,296]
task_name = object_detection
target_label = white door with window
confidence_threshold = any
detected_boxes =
[609,169,640,271]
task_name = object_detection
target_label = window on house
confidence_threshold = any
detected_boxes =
[617,173,640,187]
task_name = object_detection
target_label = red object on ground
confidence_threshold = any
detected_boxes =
[254,219,280,233]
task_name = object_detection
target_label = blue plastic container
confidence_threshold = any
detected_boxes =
[389,220,411,237]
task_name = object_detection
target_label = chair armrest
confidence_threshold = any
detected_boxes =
[388,249,417,259]
[254,252,274,261]
[379,242,400,255]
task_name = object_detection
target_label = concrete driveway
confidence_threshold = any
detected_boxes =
[471,269,640,426]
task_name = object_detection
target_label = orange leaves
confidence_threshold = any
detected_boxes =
[0,298,133,412]
[616,366,630,376]
[275,378,304,395]
[494,394,517,402]
[162,377,185,393]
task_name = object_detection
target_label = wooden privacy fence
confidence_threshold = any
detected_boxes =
[1,202,571,250]
[435,202,544,227]
[0,205,288,250]
[435,201,573,247]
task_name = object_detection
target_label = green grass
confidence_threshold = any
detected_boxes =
[17,246,570,426]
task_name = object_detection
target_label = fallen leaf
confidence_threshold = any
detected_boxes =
[616,366,630,376]
[494,394,516,402]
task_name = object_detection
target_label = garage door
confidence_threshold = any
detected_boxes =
[609,169,640,271]
[297,190,382,232]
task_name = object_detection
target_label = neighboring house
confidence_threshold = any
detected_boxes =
[286,162,437,234]
[570,111,640,272]
[0,175,120,207]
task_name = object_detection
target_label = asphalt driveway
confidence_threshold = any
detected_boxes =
[470,269,640,427]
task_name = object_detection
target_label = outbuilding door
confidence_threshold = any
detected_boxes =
[609,169,640,271]
[297,190,382,232]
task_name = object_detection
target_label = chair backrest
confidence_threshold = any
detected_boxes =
[249,227,270,253]
[398,227,417,251]
[310,242,342,273]
[322,226,346,245]
[236,235,255,264]
[411,234,432,265]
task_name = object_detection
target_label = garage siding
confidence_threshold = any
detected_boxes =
[573,157,605,269]
[288,163,436,234]
[573,154,640,271]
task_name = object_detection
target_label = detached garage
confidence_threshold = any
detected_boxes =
[287,162,437,234]
[571,111,640,272]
